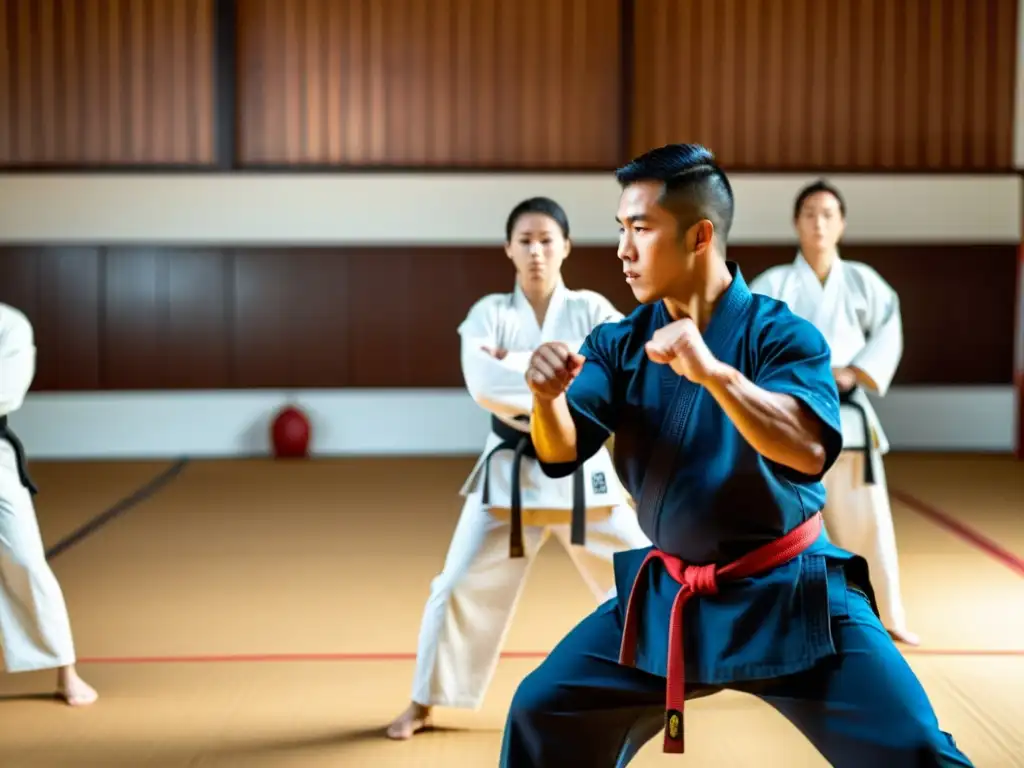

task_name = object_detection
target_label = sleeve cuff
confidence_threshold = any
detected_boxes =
[536,398,611,478]
[772,385,844,482]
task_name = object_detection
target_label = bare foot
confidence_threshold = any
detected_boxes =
[56,666,99,707]
[386,702,432,740]
[888,628,921,647]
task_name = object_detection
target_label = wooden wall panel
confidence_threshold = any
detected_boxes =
[235,0,622,168]
[101,248,233,389]
[35,248,102,390]
[0,244,1015,392]
[345,249,512,387]
[0,247,101,390]
[166,250,233,389]
[630,0,1018,171]
[232,251,352,387]
[0,0,216,167]
[103,250,165,388]
[3,0,1020,171]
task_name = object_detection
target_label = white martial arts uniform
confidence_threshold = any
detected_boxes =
[0,303,77,673]
[749,253,910,633]
[410,279,650,709]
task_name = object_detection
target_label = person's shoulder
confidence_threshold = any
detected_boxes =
[457,292,513,337]
[462,292,511,321]
[750,294,829,355]
[565,287,612,306]
[564,287,625,322]
[747,263,792,295]
[842,259,896,294]
[0,303,33,333]
[0,303,34,346]
[583,302,651,356]
[615,302,656,335]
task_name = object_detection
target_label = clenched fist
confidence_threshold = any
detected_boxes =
[645,317,721,384]
[526,342,586,400]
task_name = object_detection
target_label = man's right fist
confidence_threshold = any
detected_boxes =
[526,342,586,400]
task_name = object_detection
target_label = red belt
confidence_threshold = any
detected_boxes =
[618,511,824,754]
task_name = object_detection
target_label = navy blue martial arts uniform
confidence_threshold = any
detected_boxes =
[500,263,971,767]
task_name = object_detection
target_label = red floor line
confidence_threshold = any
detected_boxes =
[75,648,1024,665]
[890,488,1024,579]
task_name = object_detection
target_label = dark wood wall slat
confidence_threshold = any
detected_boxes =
[1,0,1018,171]
[0,0,216,167]
[166,249,232,388]
[234,0,623,168]
[231,251,294,386]
[629,0,1018,171]
[102,249,166,388]
[0,247,102,390]
[0,244,1015,391]
[287,253,351,388]
[38,247,102,390]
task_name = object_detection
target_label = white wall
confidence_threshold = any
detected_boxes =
[0,172,1020,459]
[4,386,1014,460]
[0,172,1019,246]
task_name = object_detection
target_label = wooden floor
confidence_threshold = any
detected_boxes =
[1,454,1022,767]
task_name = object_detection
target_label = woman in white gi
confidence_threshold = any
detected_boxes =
[386,197,650,740]
[0,302,99,704]
[748,180,918,646]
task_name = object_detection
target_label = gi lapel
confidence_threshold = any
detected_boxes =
[809,256,843,331]
[634,263,754,529]
[538,278,568,342]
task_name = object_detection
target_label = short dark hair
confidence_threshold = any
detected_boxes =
[505,197,570,243]
[615,143,735,241]
[793,180,846,219]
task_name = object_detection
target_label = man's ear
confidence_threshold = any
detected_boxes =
[687,219,715,255]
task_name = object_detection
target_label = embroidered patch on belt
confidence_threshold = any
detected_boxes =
[666,709,683,741]
[591,471,607,494]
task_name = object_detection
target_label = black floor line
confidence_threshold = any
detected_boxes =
[45,458,190,560]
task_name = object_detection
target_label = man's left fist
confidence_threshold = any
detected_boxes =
[645,318,721,384]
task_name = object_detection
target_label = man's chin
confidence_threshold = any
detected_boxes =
[629,284,660,304]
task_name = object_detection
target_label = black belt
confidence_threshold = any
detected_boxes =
[480,415,586,558]
[838,388,875,485]
[0,415,39,495]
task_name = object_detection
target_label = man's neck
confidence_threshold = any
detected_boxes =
[802,248,837,283]
[662,258,733,332]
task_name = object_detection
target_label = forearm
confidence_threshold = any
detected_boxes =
[463,350,533,416]
[530,395,578,464]
[703,364,826,476]
[849,346,899,395]
[850,301,902,396]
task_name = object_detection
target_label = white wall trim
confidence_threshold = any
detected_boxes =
[6,386,1015,461]
[0,173,1019,246]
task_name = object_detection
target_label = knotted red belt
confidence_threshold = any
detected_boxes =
[618,511,824,754]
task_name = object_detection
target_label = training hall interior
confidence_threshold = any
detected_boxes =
[1,0,1023,766]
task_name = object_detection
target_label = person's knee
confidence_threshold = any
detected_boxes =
[507,666,559,728]
[425,563,467,605]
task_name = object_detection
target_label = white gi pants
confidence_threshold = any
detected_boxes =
[0,440,77,673]
[410,491,650,709]
[822,450,909,634]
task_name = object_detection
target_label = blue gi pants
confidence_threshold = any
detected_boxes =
[500,589,972,767]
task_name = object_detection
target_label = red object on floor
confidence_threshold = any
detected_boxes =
[271,406,311,458]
